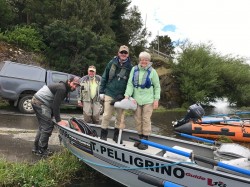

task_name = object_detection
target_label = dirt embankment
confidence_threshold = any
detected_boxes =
[0,41,43,66]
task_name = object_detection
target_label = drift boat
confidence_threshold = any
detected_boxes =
[55,117,250,187]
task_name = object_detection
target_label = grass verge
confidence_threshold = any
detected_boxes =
[0,149,106,187]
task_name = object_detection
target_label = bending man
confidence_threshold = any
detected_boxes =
[31,76,80,157]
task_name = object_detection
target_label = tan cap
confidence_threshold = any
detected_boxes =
[88,65,96,72]
[119,45,129,53]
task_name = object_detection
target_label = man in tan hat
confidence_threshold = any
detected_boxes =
[99,45,132,143]
[78,65,102,124]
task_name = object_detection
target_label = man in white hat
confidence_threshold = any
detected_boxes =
[78,65,102,124]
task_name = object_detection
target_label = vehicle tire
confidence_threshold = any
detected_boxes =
[100,100,104,115]
[18,95,34,114]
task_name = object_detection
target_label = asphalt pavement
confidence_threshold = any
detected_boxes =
[0,109,84,163]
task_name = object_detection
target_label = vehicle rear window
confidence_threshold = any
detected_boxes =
[51,73,68,83]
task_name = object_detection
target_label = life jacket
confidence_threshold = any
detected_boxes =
[132,65,152,89]
[108,57,129,82]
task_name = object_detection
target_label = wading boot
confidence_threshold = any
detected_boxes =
[134,134,143,147]
[138,135,148,150]
[32,146,38,154]
[113,128,123,144]
[32,141,39,154]
[100,128,108,141]
[35,147,53,157]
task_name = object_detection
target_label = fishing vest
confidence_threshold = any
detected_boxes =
[132,65,152,89]
[108,59,128,82]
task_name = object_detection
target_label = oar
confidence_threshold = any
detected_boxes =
[235,111,250,115]
[129,137,250,176]
[204,114,230,117]
[138,174,183,187]
[200,119,241,124]
[204,111,250,118]
[176,132,221,145]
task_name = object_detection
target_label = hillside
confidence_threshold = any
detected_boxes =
[150,54,182,108]
[0,41,44,67]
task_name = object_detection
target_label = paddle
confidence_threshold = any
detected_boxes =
[176,132,221,145]
[176,132,250,159]
[235,111,250,115]
[138,174,183,187]
[195,118,250,126]
[129,137,250,176]
[204,111,250,118]
[200,119,241,124]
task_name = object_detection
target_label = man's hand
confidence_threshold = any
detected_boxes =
[58,120,69,127]
[78,100,83,107]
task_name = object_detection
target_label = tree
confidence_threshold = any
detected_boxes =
[110,0,131,44]
[217,57,250,106]
[149,35,175,58]
[60,0,115,36]
[0,0,17,30]
[173,41,250,107]
[122,5,150,57]
[0,0,150,75]
[44,20,116,75]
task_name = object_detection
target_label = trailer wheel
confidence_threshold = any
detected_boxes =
[18,95,34,114]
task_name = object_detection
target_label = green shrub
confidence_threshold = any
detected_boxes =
[4,25,45,52]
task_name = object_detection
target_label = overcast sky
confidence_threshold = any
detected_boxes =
[130,0,250,60]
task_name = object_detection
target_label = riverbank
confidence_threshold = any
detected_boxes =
[0,109,126,186]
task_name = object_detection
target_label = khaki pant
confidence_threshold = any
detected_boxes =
[101,95,125,129]
[83,101,100,124]
[134,103,153,136]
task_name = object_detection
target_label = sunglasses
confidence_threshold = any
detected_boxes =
[119,51,128,54]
